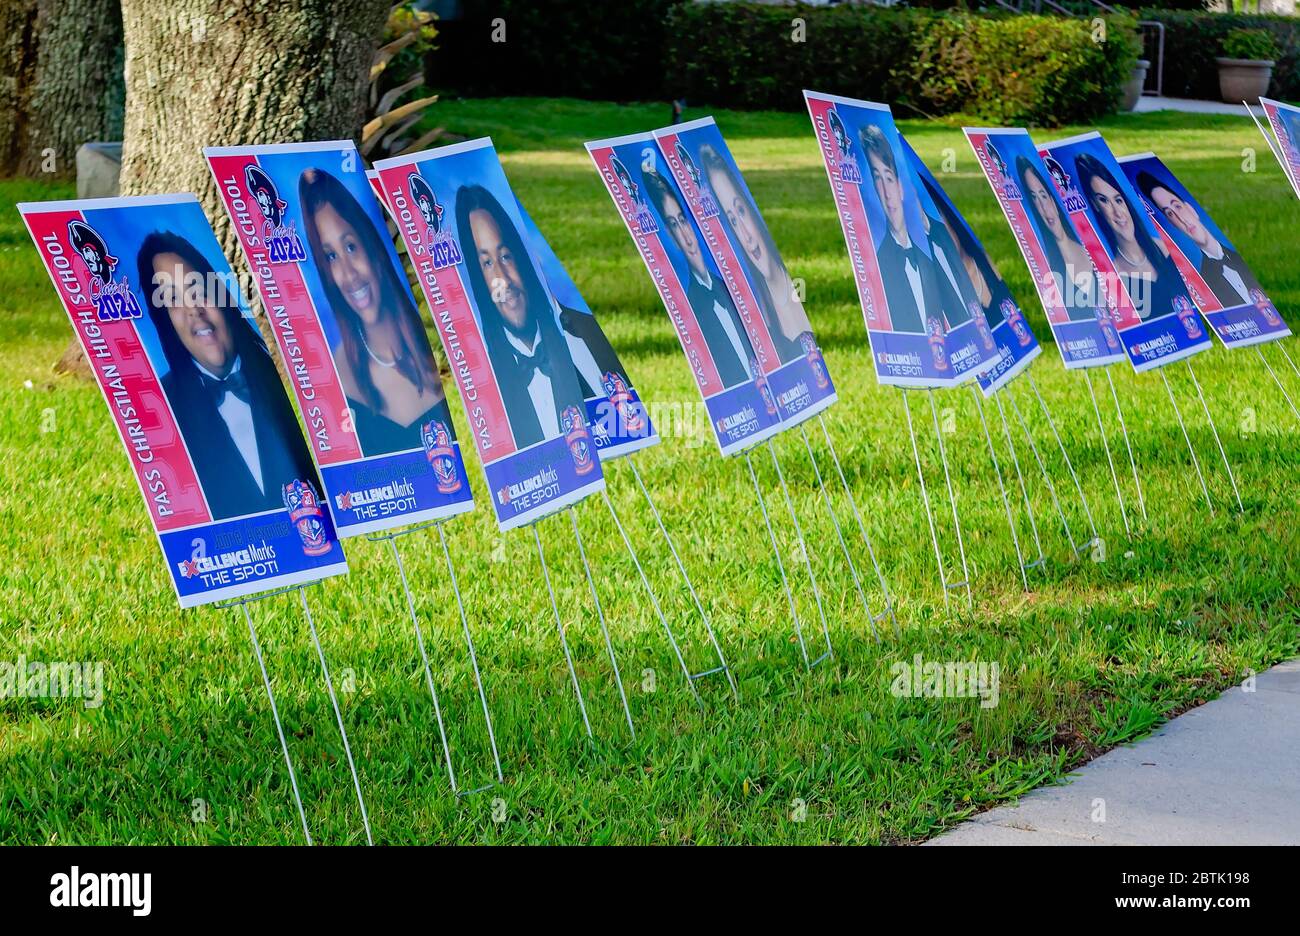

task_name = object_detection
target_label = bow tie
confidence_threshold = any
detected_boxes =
[514,337,553,383]
[902,245,923,270]
[202,367,251,407]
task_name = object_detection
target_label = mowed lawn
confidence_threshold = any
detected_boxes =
[1,99,1298,845]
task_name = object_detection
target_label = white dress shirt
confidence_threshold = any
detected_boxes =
[505,326,560,437]
[894,230,925,321]
[694,268,753,378]
[197,356,263,494]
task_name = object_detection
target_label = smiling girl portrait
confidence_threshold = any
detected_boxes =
[299,167,452,455]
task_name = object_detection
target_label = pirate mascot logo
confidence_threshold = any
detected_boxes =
[67,220,142,321]
[561,405,595,476]
[282,479,333,556]
[675,141,718,219]
[421,419,462,494]
[407,172,462,270]
[601,371,644,435]
[927,315,949,372]
[245,165,306,264]
[1003,298,1032,347]
[1173,293,1203,340]
[800,333,830,390]
[985,142,1021,201]
[1251,287,1283,328]
[1043,156,1087,215]
[753,359,778,416]
[610,155,658,236]
[828,110,861,185]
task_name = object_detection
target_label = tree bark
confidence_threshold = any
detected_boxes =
[119,0,392,256]
[0,0,124,178]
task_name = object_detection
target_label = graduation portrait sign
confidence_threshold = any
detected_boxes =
[1040,132,1212,372]
[368,170,657,460]
[19,194,348,608]
[205,141,474,538]
[804,91,1001,387]
[373,138,606,530]
[650,117,838,426]
[900,135,1041,395]
[586,130,784,456]
[513,197,658,459]
[1259,96,1300,201]
[1117,152,1290,349]
[964,127,1126,370]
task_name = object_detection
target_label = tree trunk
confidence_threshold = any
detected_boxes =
[91,0,392,383]
[0,0,125,178]
[119,0,392,256]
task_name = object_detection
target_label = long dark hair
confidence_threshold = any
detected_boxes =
[454,183,574,389]
[299,167,438,412]
[1073,152,1164,271]
[136,230,268,387]
[922,174,1000,300]
[697,142,797,357]
[1016,154,1078,280]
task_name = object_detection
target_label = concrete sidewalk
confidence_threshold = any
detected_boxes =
[929,659,1300,845]
[1134,96,1250,116]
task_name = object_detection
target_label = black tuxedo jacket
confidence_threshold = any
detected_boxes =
[1200,245,1263,309]
[684,269,755,390]
[876,234,939,334]
[559,305,627,398]
[164,347,319,521]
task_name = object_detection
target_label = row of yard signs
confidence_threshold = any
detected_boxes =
[17,92,1299,842]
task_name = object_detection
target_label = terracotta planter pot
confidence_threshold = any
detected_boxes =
[1216,57,1274,105]
[1122,59,1150,112]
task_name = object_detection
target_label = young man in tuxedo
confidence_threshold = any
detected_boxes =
[138,231,319,521]
[1134,170,1263,309]
[860,124,948,334]
[641,169,756,390]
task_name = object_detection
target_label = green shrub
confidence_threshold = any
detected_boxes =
[1140,10,1300,99]
[907,13,1140,125]
[663,4,1138,125]
[1221,27,1280,61]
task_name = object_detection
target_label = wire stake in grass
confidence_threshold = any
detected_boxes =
[1008,387,1079,558]
[626,458,738,698]
[1160,367,1214,514]
[1254,344,1300,427]
[903,389,951,608]
[569,508,635,740]
[1187,359,1244,514]
[534,523,592,739]
[816,414,898,636]
[302,589,373,846]
[800,424,879,642]
[970,385,1028,592]
[928,388,972,608]
[601,489,700,705]
[993,390,1046,572]
[1028,373,1100,555]
[1106,366,1148,524]
[746,450,810,669]
[768,439,834,665]
[238,600,312,845]
[1083,369,1131,538]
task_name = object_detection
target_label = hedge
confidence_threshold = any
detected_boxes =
[428,0,685,102]
[663,4,1140,126]
[427,2,1140,127]
[1140,9,1300,101]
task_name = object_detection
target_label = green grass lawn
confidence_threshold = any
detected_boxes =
[2,99,1297,845]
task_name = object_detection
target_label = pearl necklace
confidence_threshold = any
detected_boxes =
[361,332,397,369]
